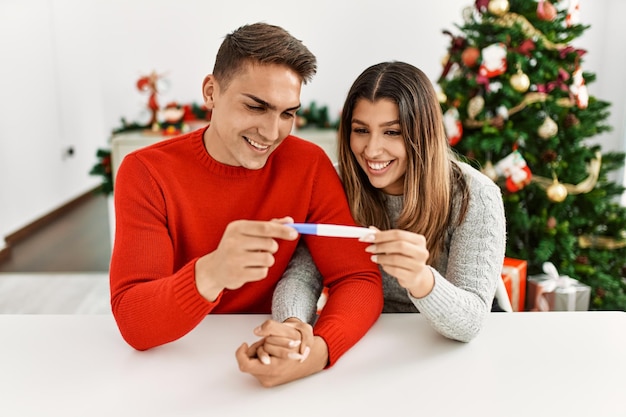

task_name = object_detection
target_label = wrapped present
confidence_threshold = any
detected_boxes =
[501,258,527,312]
[526,262,591,311]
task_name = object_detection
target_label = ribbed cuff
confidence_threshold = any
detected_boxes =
[172,259,216,317]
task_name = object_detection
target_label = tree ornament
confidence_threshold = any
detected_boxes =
[462,6,477,23]
[547,216,557,230]
[496,105,509,120]
[494,149,532,192]
[532,152,602,196]
[158,102,187,136]
[538,116,558,139]
[510,68,530,92]
[490,114,505,130]
[546,179,568,202]
[541,149,558,164]
[443,108,463,146]
[461,46,481,67]
[537,0,557,21]
[467,95,485,119]
[578,235,626,250]
[481,160,498,181]
[571,67,589,109]
[564,113,580,128]
[475,0,489,13]
[566,0,581,27]
[136,71,165,129]
[478,43,507,78]
[487,0,509,16]
[437,90,447,103]
[515,39,536,56]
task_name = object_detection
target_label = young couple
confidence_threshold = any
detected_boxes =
[109,22,505,388]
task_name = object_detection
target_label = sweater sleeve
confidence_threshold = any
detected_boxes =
[272,240,322,325]
[410,174,506,342]
[296,152,383,366]
[109,155,214,350]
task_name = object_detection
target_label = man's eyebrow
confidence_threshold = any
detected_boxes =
[243,93,300,112]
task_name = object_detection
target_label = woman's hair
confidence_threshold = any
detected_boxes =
[212,22,317,89]
[338,61,468,265]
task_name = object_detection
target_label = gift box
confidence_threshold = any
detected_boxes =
[501,258,527,312]
[526,262,591,311]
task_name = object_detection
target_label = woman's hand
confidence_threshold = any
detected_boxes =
[250,318,313,365]
[361,228,434,298]
[235,319,328,387]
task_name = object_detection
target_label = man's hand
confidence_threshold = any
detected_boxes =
[194,217,298,301]
[236,332,328,388]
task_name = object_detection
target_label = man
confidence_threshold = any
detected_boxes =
[110,22,383,387]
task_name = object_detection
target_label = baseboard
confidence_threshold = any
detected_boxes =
[0,244,10,263]
[3,185,102,247]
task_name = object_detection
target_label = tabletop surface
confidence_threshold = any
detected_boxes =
[1,312,624,417]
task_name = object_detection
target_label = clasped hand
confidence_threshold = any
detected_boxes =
[236,318,327,388]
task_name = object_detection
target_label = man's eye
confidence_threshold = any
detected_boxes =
[282,112,295,119]
[247,104,265,112]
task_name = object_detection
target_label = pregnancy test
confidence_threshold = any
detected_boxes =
[287,223,374,239]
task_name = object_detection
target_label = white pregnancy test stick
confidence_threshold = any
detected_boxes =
[287,223,374,239]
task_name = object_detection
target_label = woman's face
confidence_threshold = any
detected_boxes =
[349,98,407,195]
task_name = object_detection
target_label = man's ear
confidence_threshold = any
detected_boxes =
[202,75,217,109]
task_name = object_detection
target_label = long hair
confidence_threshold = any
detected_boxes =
[338,61,468,265]
[212,22,317,88]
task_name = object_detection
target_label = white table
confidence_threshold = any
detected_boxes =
[2,313,624,417]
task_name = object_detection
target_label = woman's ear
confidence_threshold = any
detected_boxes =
[202,75,217,109]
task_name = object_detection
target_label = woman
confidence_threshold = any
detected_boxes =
[273,61,506,344]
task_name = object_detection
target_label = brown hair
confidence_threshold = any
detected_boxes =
[338,61,469,265]
[212,22,317,89]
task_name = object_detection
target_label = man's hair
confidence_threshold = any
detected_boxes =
[213,22,317,88]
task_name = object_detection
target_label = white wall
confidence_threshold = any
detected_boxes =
[1,0,624,244]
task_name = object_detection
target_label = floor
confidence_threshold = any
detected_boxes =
[0,195,111,314]
[0,194,112,273]
[0,273,110,314]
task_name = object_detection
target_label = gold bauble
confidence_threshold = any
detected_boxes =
[547,180,568,202]
[467,96,485,120]
[488,0,510,16]
[481,160,498,181]
[437,90,447,103]
[510,70,530,93]
[538,116,558,139]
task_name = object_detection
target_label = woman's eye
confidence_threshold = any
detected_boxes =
[386,130,402,136]
[352,127,368,134]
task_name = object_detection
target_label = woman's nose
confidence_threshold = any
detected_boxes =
[363,134,384,157]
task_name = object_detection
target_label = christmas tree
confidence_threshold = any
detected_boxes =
[438,0,626,310]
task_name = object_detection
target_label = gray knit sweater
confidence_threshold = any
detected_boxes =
[272,161,506,342]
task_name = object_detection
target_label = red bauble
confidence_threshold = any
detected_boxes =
[462,47,480,68]
[537,0,557,21]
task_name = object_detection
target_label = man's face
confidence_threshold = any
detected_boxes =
[202,63,302,170]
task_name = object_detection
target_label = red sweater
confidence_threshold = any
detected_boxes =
[110,128,383,365]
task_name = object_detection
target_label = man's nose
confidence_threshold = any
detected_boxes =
[258,114,281,142]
